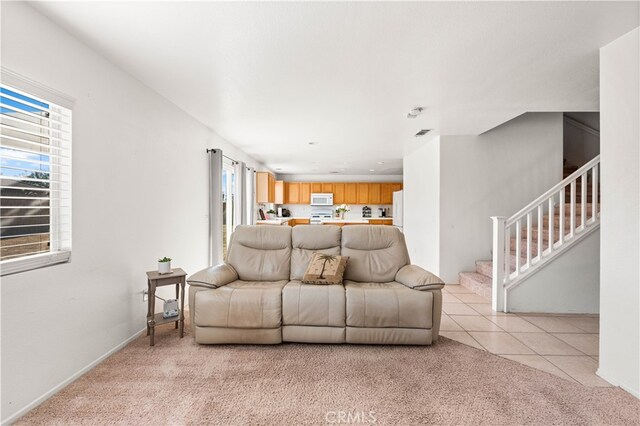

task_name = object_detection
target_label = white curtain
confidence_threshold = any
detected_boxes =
[209,149,223,266]
[245,167,256,224]
[233,161,246,227]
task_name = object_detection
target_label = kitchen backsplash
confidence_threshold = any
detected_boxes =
[278,204,393,219]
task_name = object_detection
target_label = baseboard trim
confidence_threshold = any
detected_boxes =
[596,368,640,399]
[1,327,146,425]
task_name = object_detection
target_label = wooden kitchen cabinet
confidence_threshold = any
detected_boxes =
[381,183,393,204]
[357,183,370,204]
[369,183,382,204]
[289,218,310,227]
[279,181,401,205]
[368,219,393,226]
[345,183,358,204]
[256,172,275,203]
[275,180,285,204]
[300,183,311,204]
[333,183,345,204]
[286,182,300,204]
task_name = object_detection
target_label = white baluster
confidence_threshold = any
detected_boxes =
[537,205,543,260]
[559,187,565,244]
[548,196,554,252]
[592,164,599,222]
[581,173,587,230]
[526,212,532,268]
[491,216,507,312]
[570,180,576,237]
[515,219,521,275]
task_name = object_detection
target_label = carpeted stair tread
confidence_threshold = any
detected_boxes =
[459,272,492,299]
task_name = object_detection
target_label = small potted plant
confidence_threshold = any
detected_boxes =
[335,204,350,219]
[266,209,277,220]
[158,256,172,274]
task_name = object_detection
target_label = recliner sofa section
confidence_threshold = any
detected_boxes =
[188,225,444,345]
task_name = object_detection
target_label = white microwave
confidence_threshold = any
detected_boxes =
[310,193,334,206]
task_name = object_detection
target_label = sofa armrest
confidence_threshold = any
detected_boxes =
[395,264,444,291]
[187,263,238,289]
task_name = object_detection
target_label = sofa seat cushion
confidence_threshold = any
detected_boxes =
[282,280,346,327]
[194,280,287,329]
[345,281,433,329]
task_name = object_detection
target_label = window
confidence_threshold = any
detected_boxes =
[0,84,72,275]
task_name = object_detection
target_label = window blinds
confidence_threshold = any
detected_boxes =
[0,84,72,274]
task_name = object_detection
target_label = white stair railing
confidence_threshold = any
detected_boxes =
[491,155,601,312]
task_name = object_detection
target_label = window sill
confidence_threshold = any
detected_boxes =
[1,250,71,276]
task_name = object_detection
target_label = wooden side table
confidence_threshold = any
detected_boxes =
[146,268,187,346]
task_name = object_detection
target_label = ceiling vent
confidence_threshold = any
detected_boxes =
[414,129,431,137]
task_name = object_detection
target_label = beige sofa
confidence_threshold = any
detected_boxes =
[188,225,444,345]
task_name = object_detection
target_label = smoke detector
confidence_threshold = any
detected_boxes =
[406,107,424,119]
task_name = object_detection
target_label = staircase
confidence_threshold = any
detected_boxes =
[459,157,601,311]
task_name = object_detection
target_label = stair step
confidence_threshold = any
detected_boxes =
[475,260,493,277]
[459,272,492,299]
[475,256,519,279]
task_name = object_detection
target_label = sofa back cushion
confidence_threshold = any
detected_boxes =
[341,225,410,282]
[226,225,292,281]
[290,225,341,280]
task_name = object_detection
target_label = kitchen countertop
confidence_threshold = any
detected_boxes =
[321,219,370,224]
[256,218,291,225]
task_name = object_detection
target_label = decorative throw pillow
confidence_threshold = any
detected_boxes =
[302,252,349,285]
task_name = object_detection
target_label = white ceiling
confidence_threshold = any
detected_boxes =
[32,1,639,175]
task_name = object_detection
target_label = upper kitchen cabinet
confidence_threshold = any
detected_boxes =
[256,171,276,203]
[300,183,311,204]
[274,180,285,204]
[345,183,358,204]
[286,182,300,204]
[278,181,402,204]
[381,183,393,204]
[357,183,369,204]
[369,183,382,204]
[333,183,345,204]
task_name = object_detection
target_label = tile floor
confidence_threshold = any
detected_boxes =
[440,285,608,387]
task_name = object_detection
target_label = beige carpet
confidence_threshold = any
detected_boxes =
[16,321,639,425]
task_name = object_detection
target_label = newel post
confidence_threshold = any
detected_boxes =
[491,216,507,312]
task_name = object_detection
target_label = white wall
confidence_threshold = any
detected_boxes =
[403,136,441,274]
[438,113,563,283]
[0,3,265,422]
[598,27,639,397]
[508,230,600,314]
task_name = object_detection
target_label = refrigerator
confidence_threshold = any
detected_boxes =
[392,190,403,232]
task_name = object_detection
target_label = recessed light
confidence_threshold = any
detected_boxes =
[377,161,385,165]
[369,169,375,172]
[276,168,282,171]
[329,171,340,174]
[308,141,319,145]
